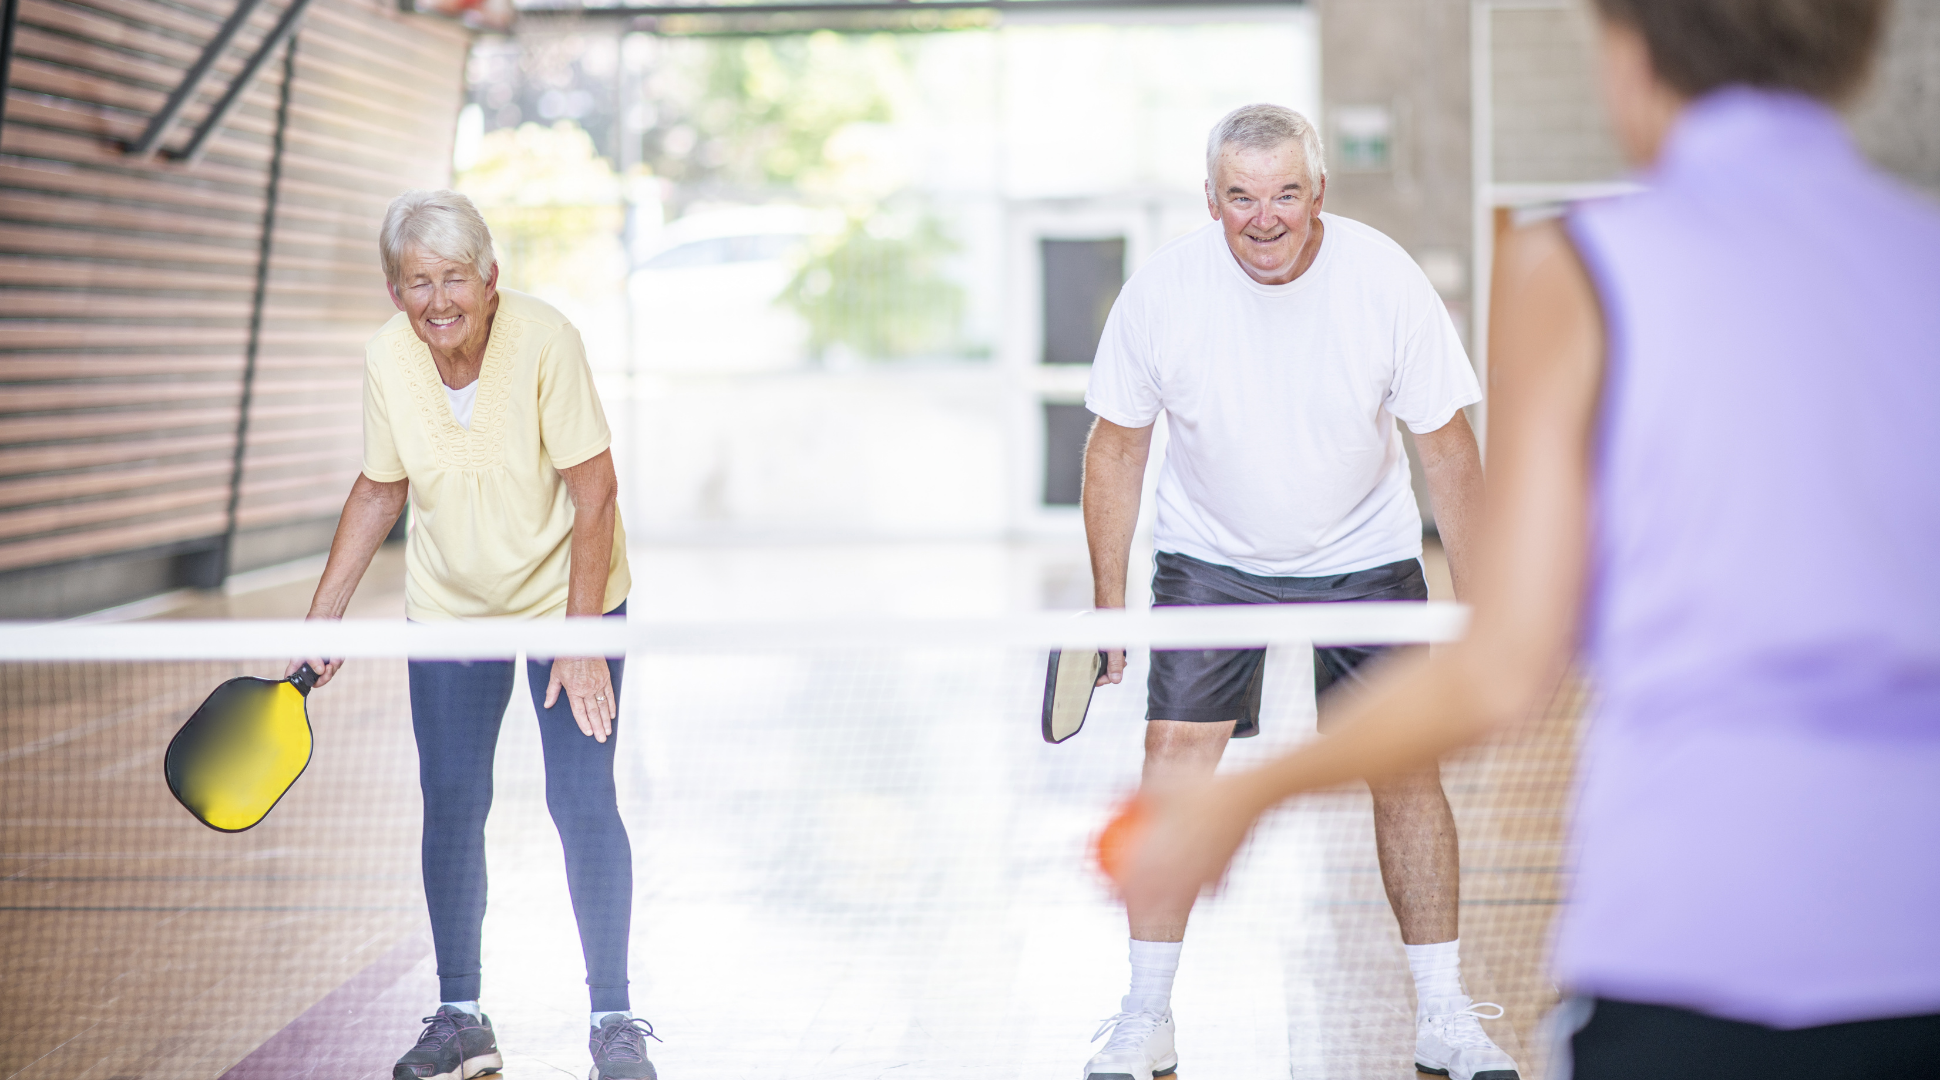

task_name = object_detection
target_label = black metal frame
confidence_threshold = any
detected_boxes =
[220,35,297,578]
[129,0,274,156]
[175,0,316,163]
[0,0,20,149]
[125,0,317,163]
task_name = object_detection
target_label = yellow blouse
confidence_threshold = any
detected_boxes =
[362,289,630,621]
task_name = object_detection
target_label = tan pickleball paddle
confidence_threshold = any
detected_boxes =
[1042,647,1107,743]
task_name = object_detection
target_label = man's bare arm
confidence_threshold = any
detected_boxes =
[1082,417,1155,685]
[291,473,408,686]
[1414,411,1484,600]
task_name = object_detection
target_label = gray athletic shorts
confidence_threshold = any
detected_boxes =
[1146,550,1430,737]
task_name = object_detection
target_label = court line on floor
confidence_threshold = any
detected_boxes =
[219,929,434,1080]
[0,904,416,912]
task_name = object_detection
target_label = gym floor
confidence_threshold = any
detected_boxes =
[0,540,1576,1079]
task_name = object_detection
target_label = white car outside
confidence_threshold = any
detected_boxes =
[628,205,841,374]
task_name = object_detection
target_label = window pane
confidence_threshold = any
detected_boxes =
[1041,239,1125,365]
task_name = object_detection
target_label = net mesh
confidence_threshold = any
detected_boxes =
[1,620,1582,1080]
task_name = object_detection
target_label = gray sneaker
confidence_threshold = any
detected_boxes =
[394,1005,502,1080]
[589,1013,661,1080]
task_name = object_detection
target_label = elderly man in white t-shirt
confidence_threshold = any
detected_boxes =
[1078,105,1519,1080]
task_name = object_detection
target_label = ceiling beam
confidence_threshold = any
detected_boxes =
[516,0,1304,34]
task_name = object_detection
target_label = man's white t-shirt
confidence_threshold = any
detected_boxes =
[1085,214,1480,578]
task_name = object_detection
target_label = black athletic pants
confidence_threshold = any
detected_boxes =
[1571,998,1940,1080]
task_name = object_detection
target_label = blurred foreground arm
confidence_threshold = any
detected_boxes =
[292,473,408,686]
[1082,417,1155,686]
[1121,222,1605,908]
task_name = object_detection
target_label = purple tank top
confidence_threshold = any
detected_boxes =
[1558,89,1940,1027]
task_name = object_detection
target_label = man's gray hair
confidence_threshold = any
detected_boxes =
[379,189,496,285]
[1206,103,1327,186]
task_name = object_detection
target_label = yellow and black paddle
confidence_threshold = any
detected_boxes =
[164,663,320,832]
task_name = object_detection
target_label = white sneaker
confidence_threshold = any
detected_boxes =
[1415,996,1521,1080]
[1082,997,1178,1080]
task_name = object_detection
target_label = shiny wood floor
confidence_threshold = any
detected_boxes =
[1,542,1580,1080]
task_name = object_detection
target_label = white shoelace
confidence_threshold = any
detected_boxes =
[1092,1010,1162,1052]
[1426,1000,1507,1051]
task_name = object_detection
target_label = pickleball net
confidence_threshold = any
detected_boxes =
[0,606,1583,1080]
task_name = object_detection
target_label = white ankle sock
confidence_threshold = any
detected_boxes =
[1405,939,1465,1010]
[441,1000,480,1017]
[1127,939,1183,1013]
[593,1010,630,1029]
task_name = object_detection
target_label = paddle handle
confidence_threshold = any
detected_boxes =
[288,662,321,695]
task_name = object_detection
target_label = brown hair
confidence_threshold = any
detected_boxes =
[1590,0,1888,102]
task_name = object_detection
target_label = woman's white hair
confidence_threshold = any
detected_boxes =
[1206,103,1327,186]
[379,189,496,285]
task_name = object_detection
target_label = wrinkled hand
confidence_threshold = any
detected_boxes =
[546,656,616,742]
[1117,774,1264,914]
[285,657,344,688]
[1096,648,1127,687]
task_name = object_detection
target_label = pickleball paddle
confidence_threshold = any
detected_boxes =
[1042,648,1107,743]
[164,664,320,832]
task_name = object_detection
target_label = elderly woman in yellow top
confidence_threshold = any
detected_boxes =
[294,190,658,1080]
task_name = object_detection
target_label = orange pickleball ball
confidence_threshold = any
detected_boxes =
[1093,795,1151,885]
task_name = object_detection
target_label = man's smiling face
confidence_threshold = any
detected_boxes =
[1206,141,1326,286]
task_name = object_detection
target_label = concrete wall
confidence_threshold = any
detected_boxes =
[1487,3,1625,186]
[1479,0,1940,195]
[1318,0,1475,324]
[1851,0,1940,197]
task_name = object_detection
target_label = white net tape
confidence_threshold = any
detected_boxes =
[0,602,1469,659]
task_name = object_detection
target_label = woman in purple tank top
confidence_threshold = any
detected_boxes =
[1118,1,1940,1076]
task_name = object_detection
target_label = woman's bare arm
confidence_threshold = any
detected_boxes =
[547,449,620,741]
[290,473,408,685]
[1121,220,1607,908]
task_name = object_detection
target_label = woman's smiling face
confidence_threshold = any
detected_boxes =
[389,247,499,363]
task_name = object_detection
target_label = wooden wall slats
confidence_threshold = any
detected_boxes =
[0,433,238,474]
[1,0,467,603]
[52,0,229,43]
[0,381,246,410]
[0,459,234,506]
[0,511,232,571]
[0,484,230,540]
[18,0,230,63]
[0,407,241,442]
[0,163,261,215]
[1,356,246,377]
[0,221,406,272]
[0,90,284,154]
[9,56,178,114]
[11,23,222,91]
[0,124,266,185]
[0,291,257,318]
[0,189,262,239]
